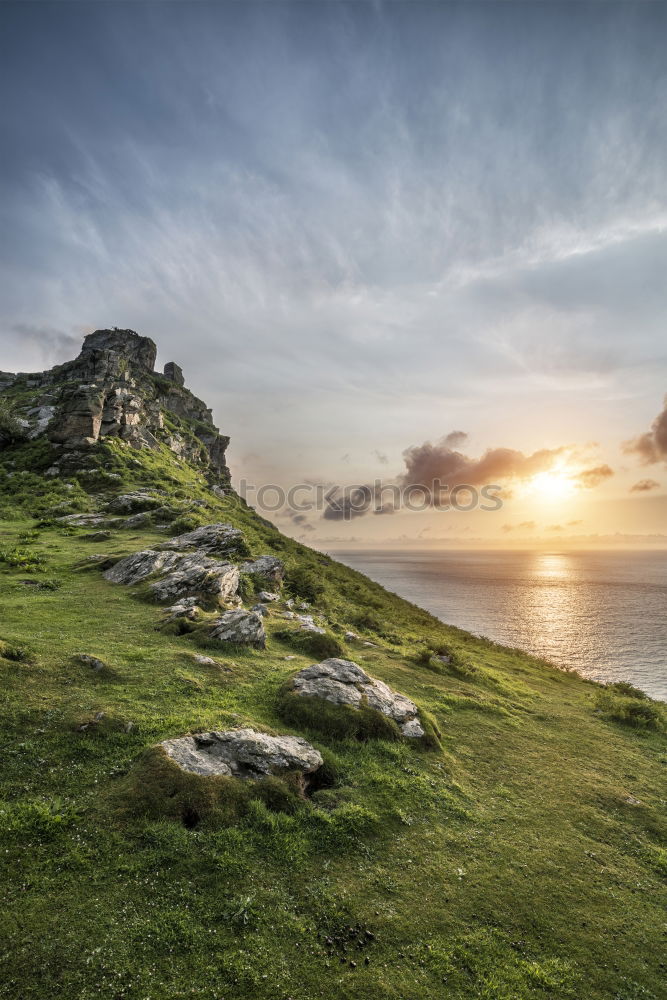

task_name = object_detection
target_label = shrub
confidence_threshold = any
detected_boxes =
[0,399,28,447]
[596,690,663,730]
[609,681,648,700]
[0,547,47,572]
[1,643,34,663]
[286,566,325,604]
[350,609,384,634]
[413,647,435,668]
[0,797,79,841]
[273,627,345,660]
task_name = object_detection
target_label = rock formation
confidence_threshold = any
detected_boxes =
[103,548,240,605]
[160,728,323,780]
[291,658,425,738]
[0,328,230,481]
[210,609,266,648]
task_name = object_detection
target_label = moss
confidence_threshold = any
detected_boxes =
[272,627,345,660]
[114,747,311,829]
[277,687,402,743]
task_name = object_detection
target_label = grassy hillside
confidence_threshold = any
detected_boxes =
[0,438,665,1000]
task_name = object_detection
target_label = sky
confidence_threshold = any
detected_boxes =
[1,1,667,548]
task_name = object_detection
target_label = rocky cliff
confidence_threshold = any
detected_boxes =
[0,328,230,481]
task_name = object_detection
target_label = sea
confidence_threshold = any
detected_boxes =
[332,548,667,701]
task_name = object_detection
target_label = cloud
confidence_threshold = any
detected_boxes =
[373,450,389,465]
[8,324,81,365]
[502,520,536,533]
[624,395,667,464]
[401,435,565,494]
[574,464,614,488]
[630,478,660,492]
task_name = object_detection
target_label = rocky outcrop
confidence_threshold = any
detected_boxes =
[241,555,285,585]
[210,609,266,647]
[104,549,176,585]
[1,329,230,481]
[149,554,239,604]
[103,548,239,604]
[291,658,425,738]
[160,728,323,780]
[160,523,245,557]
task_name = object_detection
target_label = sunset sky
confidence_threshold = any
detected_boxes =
[2,2,666,547]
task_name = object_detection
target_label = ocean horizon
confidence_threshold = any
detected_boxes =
[332,547,667,701]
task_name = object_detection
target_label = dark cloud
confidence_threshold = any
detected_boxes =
[401,436,565,494]
[443,431,468,448]
[574,464,614,488]
[10,324,80,365]
[624,396,667,464]
[323,485,375,521]
[630,478,660,492]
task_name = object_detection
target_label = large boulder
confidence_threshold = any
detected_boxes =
[160,728,323,780]
[149,554,239,603]
[210,609,266,648]
[103,548,239,604]
[160,523,245,557]
[241,555,285,585]
[104,549,178,585]
[291,658,425,738]
[78,328,157,372]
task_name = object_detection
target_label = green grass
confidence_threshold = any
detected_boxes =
[0,439,665,999]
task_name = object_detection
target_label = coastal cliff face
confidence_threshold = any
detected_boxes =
[0,328,230,481]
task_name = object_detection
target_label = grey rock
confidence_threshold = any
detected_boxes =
[59,512,120,527]
[160,523,244,556]
[103,548,239,604]
[193,654,222,667]
[258,590,279,602]
[121,511,153,529]
[162,596,201,622]
[106,492,163,514]
[149,555,239,604]
[80,328,157,371]
[74,653,108,672]
[344,630,360,641]
[84,530,113,541]
[163,361,184,386]
[292,658,425,738]
[160,728,323,780]
[251,603,270,617]
[210,609,266,648]
[296,614,326,635]
[241,555,285,585]
[104,549,177,585]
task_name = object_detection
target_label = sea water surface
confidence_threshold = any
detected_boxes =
[332,549,667,701]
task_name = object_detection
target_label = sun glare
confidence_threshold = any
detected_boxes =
[528,470,577,500]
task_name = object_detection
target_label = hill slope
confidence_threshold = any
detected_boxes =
[0,334,665,1000]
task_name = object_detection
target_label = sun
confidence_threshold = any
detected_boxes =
[528,470,577,500]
